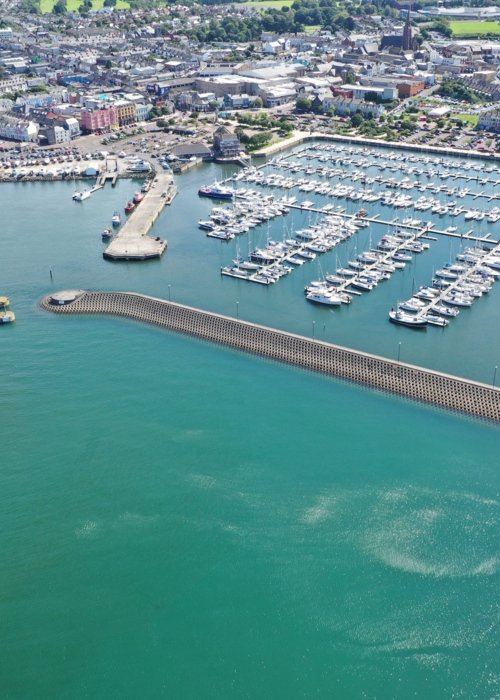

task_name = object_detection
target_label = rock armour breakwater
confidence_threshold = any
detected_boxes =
[41,291,500,423]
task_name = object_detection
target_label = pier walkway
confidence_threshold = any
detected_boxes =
[103,171,176,261]
[41,290,500,423]
[289,205,497,245]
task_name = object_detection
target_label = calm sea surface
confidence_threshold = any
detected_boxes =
[1,144,499,699]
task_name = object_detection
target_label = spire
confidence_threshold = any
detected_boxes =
[403,4,413,51]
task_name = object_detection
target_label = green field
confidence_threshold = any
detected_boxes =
[451,113,479,126]
[449,20,500,36]
[40,0,129,12]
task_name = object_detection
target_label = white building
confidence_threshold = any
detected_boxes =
[0,75,28,95]
[0,118,39,141]
[478,108,500,132]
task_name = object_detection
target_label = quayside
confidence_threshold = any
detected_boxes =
[40,290,500,423]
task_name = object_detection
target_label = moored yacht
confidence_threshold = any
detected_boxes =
[72,190,91,201]
[198,183,234,200]
[389,309,427,328]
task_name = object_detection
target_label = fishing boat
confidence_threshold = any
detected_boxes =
[133,191,145,205]
[125,200,136,214]
[101,228,113,241]
[111,212,121,227]
[0,295,9,309]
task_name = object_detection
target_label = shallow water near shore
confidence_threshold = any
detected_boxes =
[1,144,499,699]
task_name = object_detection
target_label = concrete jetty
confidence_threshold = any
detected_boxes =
[103,171,176,261]
[41,290,500,423]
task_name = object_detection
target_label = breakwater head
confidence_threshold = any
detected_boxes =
[40,290,500,423]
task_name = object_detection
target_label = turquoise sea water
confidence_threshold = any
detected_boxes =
[1,148,499,699]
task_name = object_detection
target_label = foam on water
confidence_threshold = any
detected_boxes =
[299,495,337,525]
[75,520,100,538]
[360,485,499,577]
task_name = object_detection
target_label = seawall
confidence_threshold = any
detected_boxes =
[252,131,500,161]
[40,290,500,423]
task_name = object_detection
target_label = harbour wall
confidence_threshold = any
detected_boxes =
[252,131,500,162]
[40,290,500,423]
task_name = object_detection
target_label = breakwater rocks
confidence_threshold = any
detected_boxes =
[41,290,500,423]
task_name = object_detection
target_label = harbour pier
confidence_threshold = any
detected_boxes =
[103,171,176,261]
[289,205,497,245]
[41,290,500,423]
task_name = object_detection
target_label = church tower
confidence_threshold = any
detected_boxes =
[402,7,413,51]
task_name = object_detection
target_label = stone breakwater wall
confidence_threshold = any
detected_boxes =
[40,291,500,423]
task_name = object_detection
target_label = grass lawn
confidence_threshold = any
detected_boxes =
[449,20,500,36]
[304,24,321,32]
[40,0,129,12]
[451,113,479,127]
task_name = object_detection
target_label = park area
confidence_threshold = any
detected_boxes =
[40,0,129,11]
[449,20,500,36]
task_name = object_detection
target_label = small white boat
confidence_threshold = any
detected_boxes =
[287,256,305,266]
[198,220,215,231]
[306,291,343,306]
[73,190,91,201]
[433,304,460,317]
[399,298,425,313]
[0,310,15,324]
[424,314,449,328]
[389,309,427,328]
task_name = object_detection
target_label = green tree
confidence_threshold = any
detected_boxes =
[350,112,363,128]
[296,95,312,113]
[53,0,67,13]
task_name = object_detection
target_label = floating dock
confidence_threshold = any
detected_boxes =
[41,290,500,423]
[103,171,176,261]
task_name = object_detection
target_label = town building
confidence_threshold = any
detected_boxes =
[213,125,241,159]
[478,107,500,133]
[0,118,39,142]
[80,105,119,133]
[114,100,136,126]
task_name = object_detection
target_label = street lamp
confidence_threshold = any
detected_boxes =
[168,284,171,301]
[397,342,402,362]
[312,321,315,339]
[494,365,498,388]
[236,301,239,319]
